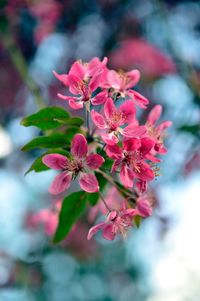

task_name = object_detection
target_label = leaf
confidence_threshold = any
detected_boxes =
[21,106,70,130]
[21,134,70,151]
[95,172,107,191]
[134,215,141,228]
[87,192,99,206]
[55,117,84,127]
[178,124,200,137]
[53,191,87,243]
[25,149,70,175]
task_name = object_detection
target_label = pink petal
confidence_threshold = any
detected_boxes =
[42,154,69,170]
[104,98,116,120]
[125,69,140,88]
[147,105,162,125]
[134,162,154,181]
[68,74,82,94]
[140,137,154,155]
[123,138,141,152]
[136,198,152,217]
[107,70,121,89]
[53,70,68,86]
[49,172,72,195]
[156,121,172,132]
[106,144,122,159]
[128,90,149,108]
[71,134,88,158]
[57,94,83,110]
[79,173,99,193]
[91,110,107,129]
[101,132,118,145]
[120,165,134,188]
[102,224,116,240]
[91,90,108,105]
[69,61,85,79]
[119,100,136,124]
[86,154,105,169]
[123,125,146,137]
[89,70,103,91]
[87,222,106,240]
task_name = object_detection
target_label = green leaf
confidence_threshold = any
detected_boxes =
[25,149,70,175]
[178,124,200,137]
[134,215,141,228]
[55,117,84,127]
[20,106,70,130]
[87,192,99,206]
[95,172,107,191]
[21,134,70,151]
[53,191,87,243]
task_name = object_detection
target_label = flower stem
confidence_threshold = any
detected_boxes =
[99,191,111,212]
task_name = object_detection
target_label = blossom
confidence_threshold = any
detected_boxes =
[106,137,155,188]
[53,57,108,110]
[101,68,149,108]
[91,98,146,145]
[87,205,137,240]
[42,134,104,194]
[109,38,176,77]
[135,195,153,217]
[146,105,172,156]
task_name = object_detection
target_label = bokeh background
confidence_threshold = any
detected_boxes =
[0,0,200,300]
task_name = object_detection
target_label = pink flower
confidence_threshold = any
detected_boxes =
[101,68,149,108]
[27,201,61,236]
[135,195,153,217]
[109,38,176,77]
[91,98,146,145]
[106,137,155,188]
[42,134,104,194]
[146,105,172,155]
[87,205,137,240]
[53,57,108,110]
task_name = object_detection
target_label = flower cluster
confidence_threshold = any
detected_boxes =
[39,57,171,242]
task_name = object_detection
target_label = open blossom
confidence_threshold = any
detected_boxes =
[106,137,155,188]
[91,98,146,145]
[101,68,149,108]
[146,105,172,155]
[42,134,104,194]
[53,57,108,110]
[87,205,137,240]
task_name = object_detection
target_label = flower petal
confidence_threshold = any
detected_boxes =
[128,90,149,108]
[69,61,85,79]
[49,172,72,195]
[71,134,88,158]
[101,132,118,145]
[87,222,106,240]
[53,70,68,86]
[86,154,105,169]
[91,90,108,105]
[123,125,146,137]
[107,70,121,89]
[133,162,154,181]
[106,144,122,159]
[79,173,99,193]
[140,137,154,155]
[119,100,136,124]
[120,165,134,188]
[147,105,162,125]
[42,154,69,170]
[126,69,140,88]
[102,224,116,240]
[91,110,107,129]
[123,138,141,152]
[104,98,116,120]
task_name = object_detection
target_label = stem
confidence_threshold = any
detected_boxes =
[97,169,131,197]
[99,191,111,212]
[85,107,90,136]
[1,30,45,109]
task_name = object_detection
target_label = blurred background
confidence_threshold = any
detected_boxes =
[0,0,200,300]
